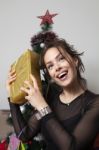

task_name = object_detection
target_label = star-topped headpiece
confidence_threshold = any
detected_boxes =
[37,10,58,25]
[31,10,58,54]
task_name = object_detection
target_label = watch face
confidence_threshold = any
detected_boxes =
[35,106,52,120]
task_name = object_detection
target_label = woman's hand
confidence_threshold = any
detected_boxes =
[6,67,16,97]
[20,74,48,111]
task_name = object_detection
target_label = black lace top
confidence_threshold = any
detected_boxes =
[9,85,99,150]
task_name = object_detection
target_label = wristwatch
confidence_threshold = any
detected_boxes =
[35,106,52,120]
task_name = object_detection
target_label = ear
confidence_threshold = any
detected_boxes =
[74,57,78,67]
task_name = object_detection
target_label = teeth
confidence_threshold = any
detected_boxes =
[58,71,67,78]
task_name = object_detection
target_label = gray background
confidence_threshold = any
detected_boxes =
[0,0,99,109]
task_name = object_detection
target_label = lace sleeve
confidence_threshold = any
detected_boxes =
[8,98,40,142]
[41,96,99,150]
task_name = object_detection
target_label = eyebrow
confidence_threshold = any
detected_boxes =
[46,53,62,65]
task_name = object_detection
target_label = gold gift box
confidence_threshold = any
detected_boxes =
[10,49,42,104]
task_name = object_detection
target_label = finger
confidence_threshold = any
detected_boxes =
[20,87,29,94]
[8,73,16,82]
[25,95,29,101]
[9,65,15,73]
[30,74,39,89]
[9,73,16,78]
[8,66,12,72]
[8,71,16,80]
[9,76,16,83]
[7,74,16,84]
[24,80,33,89]
[9,70,16,76]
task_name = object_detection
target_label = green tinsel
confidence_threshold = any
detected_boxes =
[41,22,52,31]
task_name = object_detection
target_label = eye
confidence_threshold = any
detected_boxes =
[47,64,53,70]
[58,55,65,61]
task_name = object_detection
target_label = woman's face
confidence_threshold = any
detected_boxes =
[44,47,78,88]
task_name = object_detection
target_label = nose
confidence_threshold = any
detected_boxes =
[55,63,61,71]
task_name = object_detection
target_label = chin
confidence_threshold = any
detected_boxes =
[55,80,71,88]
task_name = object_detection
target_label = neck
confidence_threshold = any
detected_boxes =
[64,84,83,95]
[60,80,85,104]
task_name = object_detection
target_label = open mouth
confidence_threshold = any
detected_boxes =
[57,71,68,81]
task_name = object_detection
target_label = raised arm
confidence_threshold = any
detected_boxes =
[6,68,40,142]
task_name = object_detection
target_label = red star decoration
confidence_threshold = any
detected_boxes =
[37,10,58,25]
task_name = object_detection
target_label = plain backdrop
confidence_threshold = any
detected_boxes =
[0,0,99,109]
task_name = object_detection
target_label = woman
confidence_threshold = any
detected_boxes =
[6,37,99,150]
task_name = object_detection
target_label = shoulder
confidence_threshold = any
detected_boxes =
[84,90,99,109]
[84,90,99,101]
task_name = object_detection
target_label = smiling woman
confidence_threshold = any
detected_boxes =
[6,32,99,150]
[40,37,86,91]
